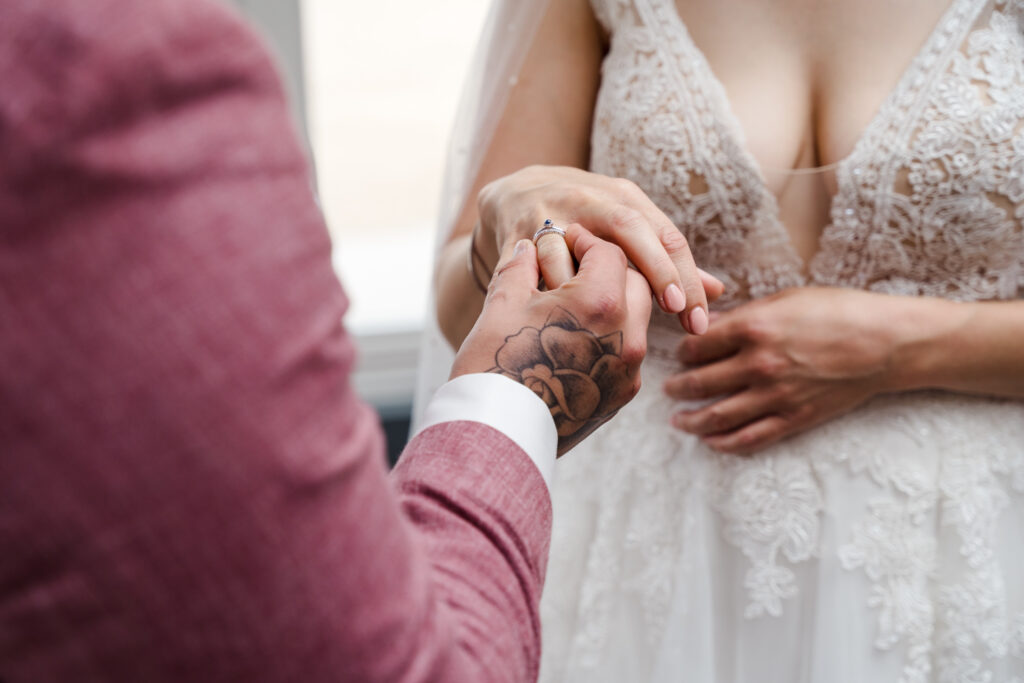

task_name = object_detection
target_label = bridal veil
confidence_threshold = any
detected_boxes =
[412,0,552,424]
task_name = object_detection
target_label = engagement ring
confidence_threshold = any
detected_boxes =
[532,219,566,243]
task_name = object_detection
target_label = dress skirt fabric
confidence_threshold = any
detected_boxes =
[540,327,1024,683]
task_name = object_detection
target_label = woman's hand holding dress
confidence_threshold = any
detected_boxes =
[665,288,1024,453]
[664,288,899,453]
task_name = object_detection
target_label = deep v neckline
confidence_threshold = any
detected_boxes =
[638,0,979,277]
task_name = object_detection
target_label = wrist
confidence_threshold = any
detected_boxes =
[437,235,487,348]
[884,296,969,392]
[467,222,491,293]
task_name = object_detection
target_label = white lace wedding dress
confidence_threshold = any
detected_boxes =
[538,1,1024,681]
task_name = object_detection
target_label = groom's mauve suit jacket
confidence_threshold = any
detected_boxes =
[0,1,553,681]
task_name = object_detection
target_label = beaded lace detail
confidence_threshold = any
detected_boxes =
[590,0,1024,317]
[539,1,1024,681]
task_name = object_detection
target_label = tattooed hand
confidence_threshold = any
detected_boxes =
[450,225,652,456]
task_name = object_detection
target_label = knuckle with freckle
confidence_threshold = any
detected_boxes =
[585,293,625,325]
[621,340,646,366]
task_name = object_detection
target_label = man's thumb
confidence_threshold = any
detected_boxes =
[489,239,539,296]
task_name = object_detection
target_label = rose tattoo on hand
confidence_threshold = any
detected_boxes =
[489,307,634,455]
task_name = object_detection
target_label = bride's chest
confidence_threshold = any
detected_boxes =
[670,0,954,179]
[589,0,1024,305]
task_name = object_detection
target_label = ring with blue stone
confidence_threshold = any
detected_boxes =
[532,219,566,244]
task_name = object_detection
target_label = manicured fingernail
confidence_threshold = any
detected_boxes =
[662,283,685,313]
[513,239,530,257]
[688,306,709,335]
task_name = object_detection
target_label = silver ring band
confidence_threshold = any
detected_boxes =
[532,219,566,243]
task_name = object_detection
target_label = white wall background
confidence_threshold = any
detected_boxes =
[302,0,487,336]
[229,0,489,411]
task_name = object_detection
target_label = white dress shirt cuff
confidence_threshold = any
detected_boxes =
[414,373,557,489]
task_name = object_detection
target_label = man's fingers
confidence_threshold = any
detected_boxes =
[623,268,653,363]
[488,239,539,301]
[564,224,628,296]
[536,232,575,289]
[562,226,649,363]
[563,226,650,371]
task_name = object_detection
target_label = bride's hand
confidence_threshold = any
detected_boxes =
[476,165,724,335]
[663,288,904,453]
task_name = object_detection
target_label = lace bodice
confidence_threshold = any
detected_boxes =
[589,0,1024,331]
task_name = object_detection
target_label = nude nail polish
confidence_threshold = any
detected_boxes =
[688,306,709,335]
[663,283,686,313]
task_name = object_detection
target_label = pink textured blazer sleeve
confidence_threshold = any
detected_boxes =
[0,2,551,681]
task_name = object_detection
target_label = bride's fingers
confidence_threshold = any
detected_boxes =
[571,184,709,335]
[670,389,771,436]
[701,415,792,455]
[536,230,575,289]
[698,268,726,302]
[575,202,685,316]
[616,184,709,334]
[676,321,742,365]
[663,356,747,400]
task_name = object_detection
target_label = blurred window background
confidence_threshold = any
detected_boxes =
[228,0,488,460]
